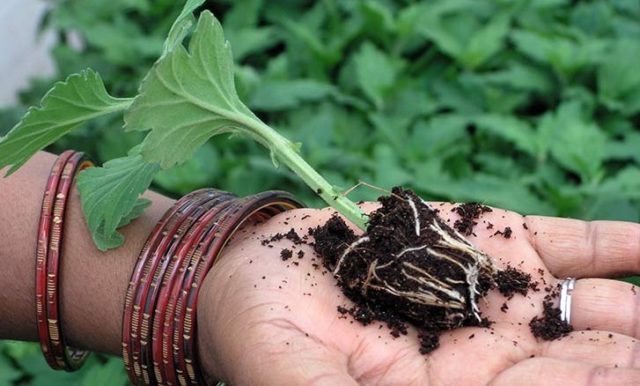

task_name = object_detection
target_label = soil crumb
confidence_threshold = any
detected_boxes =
[280,248,293,261]
[418,331,440,354]
[529,300,573,340]
[493,227,513,239]
[452,203,493,236]
[262,228,304,246]
[495,266,532,298]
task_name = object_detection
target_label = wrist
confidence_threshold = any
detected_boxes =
[195,218,262,384]
[60,186,175,355]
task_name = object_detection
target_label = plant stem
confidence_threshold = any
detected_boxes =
[252,119,368,230]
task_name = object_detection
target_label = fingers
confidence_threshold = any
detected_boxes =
[525,216,640,278]
[432,325,640,385]
[569,278,640,338]
[489,357,640,386]
[541,331,640,368]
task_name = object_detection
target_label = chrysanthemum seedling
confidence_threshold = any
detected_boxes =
[0,0,518,350]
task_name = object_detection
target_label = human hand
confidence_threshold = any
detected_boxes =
[196,204,640,385]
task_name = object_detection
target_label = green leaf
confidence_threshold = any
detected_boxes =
[226,27,279,61]
[0,356,20,385]
[249,79,335,111]
[460,13,510,68]
[80,357,128,386]
[480,61,554,95]
[118,198,152,228]
[414,172,555,215]
[597,39,640,115]
[372,144,411,188]
[0,69,131,175]
[586,167,640,200]
[153,143,219,195]
[164,0,206,55]
[81,21,164,65]
[416,1,509,68]
[537,101,606,180]
[125,10,367,229]
[584,197,639,222]
[353,42,398,109]
[511,29,607,77]
[77,154,160,251]
[474,114,538,157]
[603,132,640,164]
[409,114,469,160]
[125,11,257,169]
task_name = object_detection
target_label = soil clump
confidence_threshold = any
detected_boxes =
[529,298,573,340]
[452,203,493,236]
[312,187,498,352]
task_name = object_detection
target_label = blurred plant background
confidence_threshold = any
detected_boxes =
[2,0,640,384]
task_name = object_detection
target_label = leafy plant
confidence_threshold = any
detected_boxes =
[1,0,367,250]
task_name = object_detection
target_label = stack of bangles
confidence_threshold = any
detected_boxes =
[35,150,304,385]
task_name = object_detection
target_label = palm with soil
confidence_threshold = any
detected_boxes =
[197,204,640,385]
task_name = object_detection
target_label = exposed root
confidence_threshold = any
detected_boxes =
[333,236,369,275]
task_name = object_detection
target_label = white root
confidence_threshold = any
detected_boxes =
[429,220,493,270]
[465,264,483,322]
[336,193,495,323]
[333,236,370,275]
[395,245,427,258]
[401,262,465,303]
[407,197,420,236]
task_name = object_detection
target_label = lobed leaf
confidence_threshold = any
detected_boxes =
[597,39,640,115]
[353,42,398,109]
[76,153,159,251]
[125,11,259,169]
[537,101,606,181]
[0,69,131,175]
[474,114,538,157]
[163,0,206,55]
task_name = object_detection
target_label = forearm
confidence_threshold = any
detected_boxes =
[0,151,174,355]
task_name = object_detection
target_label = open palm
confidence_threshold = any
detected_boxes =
[197,204,640,385]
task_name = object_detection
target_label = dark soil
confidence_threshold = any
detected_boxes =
[452,203,493,236]
[263,186,570,355]
[529,299,573,340]
[496,266,532,298]
[280,248,293,261]
[493,227,512,239]
[261,228,305,246]
[312,187,498,353]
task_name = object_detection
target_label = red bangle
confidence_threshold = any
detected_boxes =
[123,190,201,382]
[173,191,303,385]
[124,190,223,385]
[152,195,235,386]
[36,151,92,371]
[124,189,303,386]
[143,192,234,385]
[164,199,237,385]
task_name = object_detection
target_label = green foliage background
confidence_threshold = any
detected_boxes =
[2,0,640,384]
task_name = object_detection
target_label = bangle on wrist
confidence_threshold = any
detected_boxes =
[36,150,92,371]
[34,150,305,384]
[123,189,303,385]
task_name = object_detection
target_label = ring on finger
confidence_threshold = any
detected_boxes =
[560,277,576,324]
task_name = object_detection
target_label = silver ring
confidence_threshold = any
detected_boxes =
[559,277,576,324]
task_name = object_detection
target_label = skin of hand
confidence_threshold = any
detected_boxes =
[196,204,640,386]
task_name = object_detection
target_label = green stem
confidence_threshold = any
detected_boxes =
[249,118,368,230]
